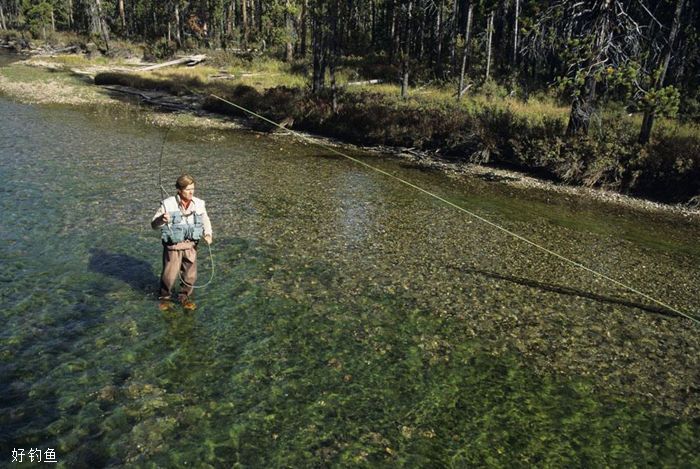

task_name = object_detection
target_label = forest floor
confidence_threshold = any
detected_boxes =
[1,37,699,221]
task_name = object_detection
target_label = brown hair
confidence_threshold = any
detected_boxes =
[176,174,195,190]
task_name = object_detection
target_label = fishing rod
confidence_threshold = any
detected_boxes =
[157,124,215,289]
[199,90,699,326]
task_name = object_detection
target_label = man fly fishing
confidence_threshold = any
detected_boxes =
[151,174,212,311]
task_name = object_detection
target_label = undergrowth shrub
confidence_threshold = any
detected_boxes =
[95,73,700,203]
[143,39,177,61]
[633,133,700,202]
[94,72,203,95]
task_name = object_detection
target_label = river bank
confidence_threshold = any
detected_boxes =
[1,49,699,225]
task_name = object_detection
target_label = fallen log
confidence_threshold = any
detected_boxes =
[50,45,79,54]
[346,79,383,86]
[100,85,191,111]
[138,55,207,71]
[28,44,80,56]
[210,71,236,80]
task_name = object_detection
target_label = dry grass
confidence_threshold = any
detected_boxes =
[6,50,699,139]
[0,68,110,105]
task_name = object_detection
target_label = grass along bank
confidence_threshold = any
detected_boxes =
[2,41,698,205]
[91,52,699,205]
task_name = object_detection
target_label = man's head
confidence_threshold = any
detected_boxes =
[176,174,195,202]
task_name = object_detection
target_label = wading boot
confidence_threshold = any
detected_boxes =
[158,299,174,311]
[178,295,197,311]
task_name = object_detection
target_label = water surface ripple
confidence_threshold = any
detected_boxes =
[1,97,698,466]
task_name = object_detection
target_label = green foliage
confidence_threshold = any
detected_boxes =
[260,0,298,51]
[679,88,700,122]
[604,62,640,102]
[22,0,52,40]
[143,38,177,61]
[639,86,681,118]
[478,79,508,100]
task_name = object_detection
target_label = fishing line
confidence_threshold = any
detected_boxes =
[203,91,699,325]
[157,124,215,289]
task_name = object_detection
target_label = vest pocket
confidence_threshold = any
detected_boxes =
[162,224,187,244]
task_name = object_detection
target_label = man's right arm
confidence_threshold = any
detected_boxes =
[151,205,166,230]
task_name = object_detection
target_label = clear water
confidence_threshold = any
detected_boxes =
[1,96,698,467]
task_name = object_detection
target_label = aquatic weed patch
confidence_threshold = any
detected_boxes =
[5,232,696,467]
[148,279,700,466]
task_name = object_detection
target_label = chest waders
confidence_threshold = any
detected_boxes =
[158,196,214,289]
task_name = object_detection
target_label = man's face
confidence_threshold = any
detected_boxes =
[178,183,195,202]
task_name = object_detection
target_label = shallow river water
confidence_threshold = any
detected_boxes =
[1,94,699,466]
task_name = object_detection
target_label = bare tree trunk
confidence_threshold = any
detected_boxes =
[566,75,595,135]
[68,0,73,28]
[513,0,519,66]
[175,2,182,46]
[255,0,261,36]
[390,0,398,61]
[418,2,425,59]
[227,1,234,34]
[92,0,110,49]
[370,0,376,47]
[485,11,493,81]
[401,1,413,100]
[250,0,255,37]
[639,0,684,144]
[88,1,100,37]
[51,7,55,32]
[435,0,443,75]
[118,0,125,29]
[312,2,323,93]
[285,0,293,61]
[330,3,338,112]
[0,3,6,31]
[300,0,307,56]
[449,0,458,71]
[457,2,473,100]
[567,0,610,136]
[242,0,248,44]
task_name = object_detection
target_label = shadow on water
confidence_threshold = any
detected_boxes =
[88,248,158,294]
[453,264,683,320]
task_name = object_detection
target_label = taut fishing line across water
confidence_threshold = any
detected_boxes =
[157,125,214,289]
[198,91,699,326]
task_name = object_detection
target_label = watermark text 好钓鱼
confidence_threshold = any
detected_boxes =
[11,448,58,463]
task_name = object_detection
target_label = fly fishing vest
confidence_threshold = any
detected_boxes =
[160,196,204,244]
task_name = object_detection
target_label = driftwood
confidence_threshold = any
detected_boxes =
[100,85,192,111]
[138,54,207,71]
[210,71,236,80]
[28,44,80,55]
[346,79,383,86]
[457,84,473,97]
[50,45,80,54]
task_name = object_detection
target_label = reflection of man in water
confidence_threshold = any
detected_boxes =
[151,174,212,311]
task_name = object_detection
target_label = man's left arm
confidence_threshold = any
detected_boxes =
[201,201,213,245]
